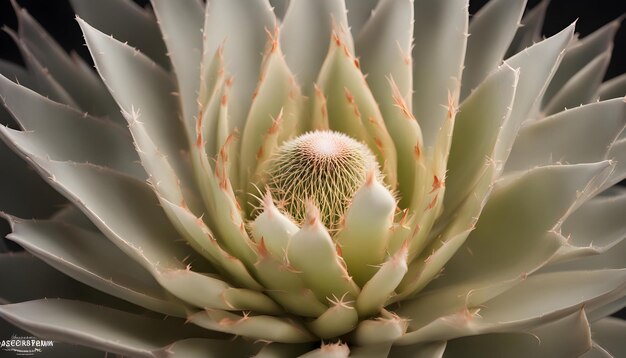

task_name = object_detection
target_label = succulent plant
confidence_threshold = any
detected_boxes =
[0,0,625,356]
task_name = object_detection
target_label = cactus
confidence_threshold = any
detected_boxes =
[0,0,624,356]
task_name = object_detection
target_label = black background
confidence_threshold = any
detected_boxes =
[0,0,625,322]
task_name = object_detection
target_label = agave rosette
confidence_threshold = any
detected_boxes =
[0,0,625,356]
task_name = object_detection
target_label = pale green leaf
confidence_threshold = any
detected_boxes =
[462,0,526,99]
[505,98,626,173]
[0,74,142,177]
[14,4,123,122]
[69,0,170,68]
[0,299,218,357]
[412,0,468,150]
[151,0,204,134]
[202,0,275,131]
[281,0,351,91]
[544,51,612,115]
[442,309,592,358]
[496,23,575,167]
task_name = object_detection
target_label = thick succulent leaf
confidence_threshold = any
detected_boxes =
[543,51,611,115]
[0,312,106,358]
[505,98,626,173]
[599,73,626,100]
[442,309,592,358]
[543,226,626,272]
[16,158,196,274]
[160,198,262,290]
[77,18,200,209]
[0,138,64,227]
[552,188,626,261]
[605,138,626,189]
[156,269,281,314]
[355,245,408,316]
[412,0,468,150]
[0,253,91,303]
[0,59,34,89]
[389,341,446,358]
[287,209,360,302]
[336,174,396,285]
[69,0,170,68]
[189,309,315,344]
[5,218,188,317]
[241,44,301,190]
[505,0,548,57]
[396,162,495,299]
[13,4,123,122]
[3,28,77,108]
[345,0,378,37]
[157,338,261,357]
[495,23,575,168]
[316,38,397,187]
[353,313,408,346]
[428,162,613,293]
[356,0,417,202]
[580,344,613,358]
[0,299,219,358]
[281,0,351,91]
[202,0,275,131]
[298,343,350,358]
[190,136,259,267]
[0,74,143,177]
[50,204,98,232]
[590,318,626,357]
[254,253,328,318]
[444,65,518,219]
[307,302,359,339]
[151,0,203,134]
[269,0,289,20]
[397,269,626,344]
[543,18,622,106]
[461,0,526,99]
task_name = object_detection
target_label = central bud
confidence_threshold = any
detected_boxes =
[267,130,379,230]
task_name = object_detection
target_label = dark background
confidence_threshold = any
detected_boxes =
[0,0,624,321]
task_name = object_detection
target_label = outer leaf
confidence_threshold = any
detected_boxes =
[495,23,575,168]
[3,28,77,108]
[599,73,626,100]
[505,98,626,173]
[189,309,315,344]
[69,0,170,68]
[543,18,622,106]
[13,4,122,121]
[444,64,518,218]
[151,0,204,133]
[505,0,548,57]
[396,269,626,344]
[0,74,142,177]
[0,299,218,358]
[5,218,188,317]
[281,0,351,91]
[78,18,199,210]
[590,318,626,357]
[429,162,613,292]
[0,253,91,303]
[461,0,526,99]
[345,0,378,37]
[157,338,261,358]
[552,188,626,261]
[356,0,417,202]
[412,0,468,150]
[543,51,612,115]
[443,309,592,358]
[202,0,275,131]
